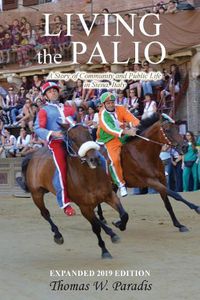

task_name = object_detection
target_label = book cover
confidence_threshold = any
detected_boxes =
[0,1,200,300]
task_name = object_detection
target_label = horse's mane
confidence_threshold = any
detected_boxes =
[137,113,160,134]
[124,113,160,144]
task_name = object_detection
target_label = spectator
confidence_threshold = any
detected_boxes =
[32,75,43,90]
[124,13,131,21]
[9,19,20,36]
[18,98,35,131]
[37,18,45,31]
[76,105,87,124]
[59,24,71,58]
[115,90,128,108]
[169,148,183,192]
[0,25,5,63]
[2,32,13,64]
[0,94,6,108]
[53,15,63,32]
[0,104,9,126]
[5,86,19,124]
[85,103,96,134]
[158,5,166,14]
[169,64,181,101]
[97,8,116,25]
[35,96,46,109]
[128,89,140,117]
[17,132,44,156]
[82,86,97,107]
[166,0,178,13]
[128,63,142,98]
[153,1,166,13]
[160,69,171,107]
[72,79,84,106]
[20,76,32,92]
[0,128,16,158]
[0,106,7,142]
[196,135,200,187]
[16,127,31,156]
[10,86,27,126]
[142,93,157,119]
[92,101,102,141]
[19,17,28,32]
[141,61,163,96]
[182,131,198,192]
[141,61,152,96]
[12,33,31,67]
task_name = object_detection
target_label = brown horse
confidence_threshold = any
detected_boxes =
[99,113,200,232]
[18,123,129,259]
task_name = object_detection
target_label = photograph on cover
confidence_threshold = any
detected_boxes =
[0,1,200,300]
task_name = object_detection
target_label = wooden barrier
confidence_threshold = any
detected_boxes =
[0,158,28,196]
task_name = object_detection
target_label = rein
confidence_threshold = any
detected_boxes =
[63,123,85,160]
[135,134,168,147]
[135,122,177,149]
[63,123,99,162]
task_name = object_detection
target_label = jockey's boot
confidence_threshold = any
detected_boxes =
[16,176,28,192]
[64,205,76,216]
[119,186,128,197]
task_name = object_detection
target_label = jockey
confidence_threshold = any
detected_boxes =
[34,81,76,216]
[97,92,140,197]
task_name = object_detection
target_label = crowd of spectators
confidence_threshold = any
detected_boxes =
[0,57,199,192]
[0,15,71,68]
[0,1,196,69]
[0,60,182,149]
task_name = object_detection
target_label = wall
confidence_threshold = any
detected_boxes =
[0,158,25,195]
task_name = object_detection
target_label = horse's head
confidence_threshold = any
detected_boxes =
[60,121,101,169]
[161,114,186,155]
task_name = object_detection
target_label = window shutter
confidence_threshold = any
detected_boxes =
[3,0,18,11]
[23,0,39,6]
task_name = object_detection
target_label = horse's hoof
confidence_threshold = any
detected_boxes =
[102,252,112,259]
[179,226,189,233]
[120,213,129,231]
[112,220,121,229]
[112,215,128,231]
[111,234,120,243]
[195,207,200,214]
[54,235,64,244]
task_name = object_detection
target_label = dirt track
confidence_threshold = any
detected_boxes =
[0,191,200,300]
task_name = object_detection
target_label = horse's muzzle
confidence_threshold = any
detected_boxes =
[87,157,100,169]
[85,150,101,169]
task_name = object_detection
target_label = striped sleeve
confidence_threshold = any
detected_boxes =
[34,109,52,141]
[120,106,140,127]
[100,110,123,138]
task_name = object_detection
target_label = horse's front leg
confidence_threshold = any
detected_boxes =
[96,212,120,243]
[106,192,129,231]
[166,188,200,214]
[148,179,189,232]
[80,205,112,259]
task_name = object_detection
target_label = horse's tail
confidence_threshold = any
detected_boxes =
[16,153,33,192]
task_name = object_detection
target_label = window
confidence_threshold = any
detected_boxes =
[23,0,39,6]
[2,0,18,11]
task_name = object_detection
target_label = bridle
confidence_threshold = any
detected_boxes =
[135,120,181,151]
[63,124,80,158]
[63,123,100,162]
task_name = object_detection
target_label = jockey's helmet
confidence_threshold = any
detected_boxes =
[41,82,60,96]
[100,92,115,104]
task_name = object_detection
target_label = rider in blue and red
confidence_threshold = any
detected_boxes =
[34,81,76,216]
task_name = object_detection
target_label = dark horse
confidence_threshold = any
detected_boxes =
[99,113,200,232]
[18,123,129,259]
